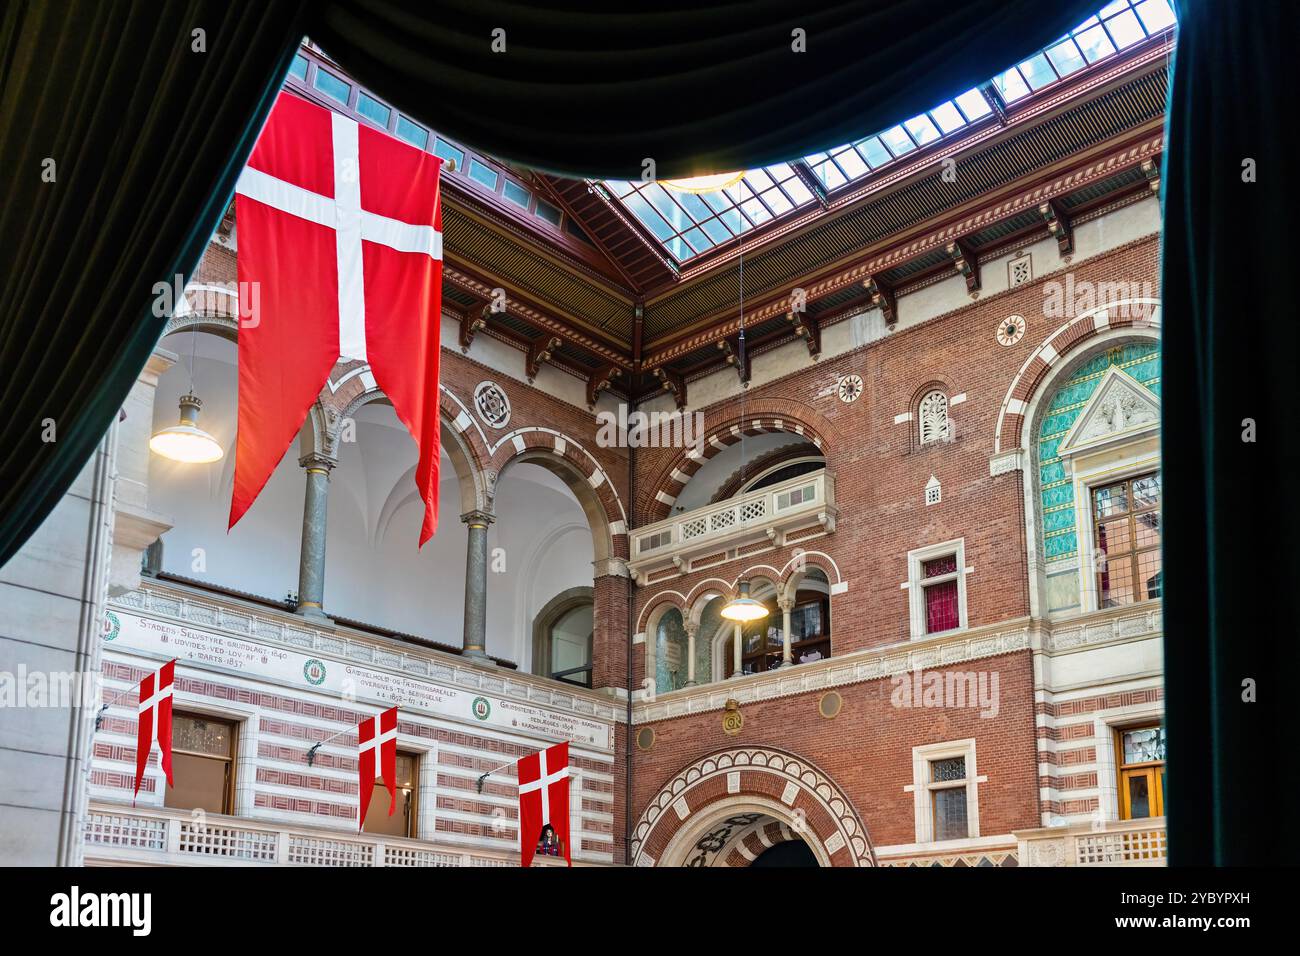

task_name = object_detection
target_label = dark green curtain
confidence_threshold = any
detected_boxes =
[0,0,307,572]
[308,0,1098,180]
[1160,0,1299,864]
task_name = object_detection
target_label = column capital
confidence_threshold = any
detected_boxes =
[593,557,631,579]
[683,619,699,638]
[299,452,337,474]
[777,594,797,612]
[460,509,495,528]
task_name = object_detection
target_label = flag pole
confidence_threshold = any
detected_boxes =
[306,725,357,766]
[476,758,517,793]
[93,683,137,731]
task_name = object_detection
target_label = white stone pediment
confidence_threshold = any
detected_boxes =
[1058,366,1160,460]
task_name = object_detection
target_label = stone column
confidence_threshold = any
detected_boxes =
[461,509,495,660]
[732,623,743,677]
[779,595,795,667]
[684,620,698,686]
[295,453,335,618]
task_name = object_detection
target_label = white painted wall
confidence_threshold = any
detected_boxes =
[149,333,593,669]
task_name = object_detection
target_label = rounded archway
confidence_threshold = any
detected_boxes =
[631,747,876,867]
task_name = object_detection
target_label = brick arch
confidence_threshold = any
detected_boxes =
[778,549,843,596]
[489,427,629,562]
[636,590,688,635]
[640,398,841,524]
[321,372,494,515]
[993,299,1161,455]
[631,746,875,867]
[719,818,809,867]
[709,440,824,504]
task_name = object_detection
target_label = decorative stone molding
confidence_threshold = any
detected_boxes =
[988,449,1025,476]
[630,747,875,867]
[110,581,624,727]
[634,616,1037,723]
[633,601,1162,723]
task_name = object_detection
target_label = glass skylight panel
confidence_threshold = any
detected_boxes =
[1135,0,1176,33]
[603,0,1174,260]
[603,164,818,261]
[880,125,917,156]
[930,101,968,135]
[904,115,943,146]
[954,89,992,121]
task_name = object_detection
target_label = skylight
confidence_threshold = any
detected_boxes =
[603,0,1175,263]
[811,0,1174,192]
[604,165,817,262]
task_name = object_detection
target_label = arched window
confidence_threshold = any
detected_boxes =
[532,588,594,687]
[918,390,950,445]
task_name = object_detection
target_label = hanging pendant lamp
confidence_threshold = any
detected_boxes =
[150,391,223,463]
[721,579,769,622]
[718,232,767,624]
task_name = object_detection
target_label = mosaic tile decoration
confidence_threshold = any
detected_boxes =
[1038,342,1160,564]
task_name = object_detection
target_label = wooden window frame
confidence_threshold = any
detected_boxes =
[167,710,238,816]
[361,750,420,839]
[1115,725,1165,820]
[1091,472,1162,608]
[726,592,830,677]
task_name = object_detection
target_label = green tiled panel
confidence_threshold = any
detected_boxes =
[1036,342,1159,564]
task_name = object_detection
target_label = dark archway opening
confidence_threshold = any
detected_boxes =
[750,840,818,867]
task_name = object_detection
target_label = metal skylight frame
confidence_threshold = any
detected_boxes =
[603,165,817,262]
[602,0,1175,264]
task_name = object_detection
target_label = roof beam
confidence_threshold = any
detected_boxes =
[1038,199,1074,257]
[786,310,821,358]
[946,238,981,294]
[525,336,562,383]
[653,367,687,409]
[862,275,898,326]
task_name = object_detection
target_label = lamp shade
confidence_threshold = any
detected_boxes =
[149,392,223,463]
[661,171,745,194]
[720,580,769,622]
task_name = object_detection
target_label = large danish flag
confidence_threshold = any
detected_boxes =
[517,741,571,867]
[357,706,399,831]
[134,660,176,804]
[232,91,445,545]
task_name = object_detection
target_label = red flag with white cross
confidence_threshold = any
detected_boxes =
[232,91,444,545]
[134,659,176,804]
[517,741,571,867]
[357,706,399,832]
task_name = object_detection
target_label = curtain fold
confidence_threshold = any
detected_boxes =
[307,0,1099,179]
[1159,0,1299,864]
[0,0,308,569]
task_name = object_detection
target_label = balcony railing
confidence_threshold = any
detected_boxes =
[82,803,584,867]
[1016,817,1167,866]
[629,469,836,579]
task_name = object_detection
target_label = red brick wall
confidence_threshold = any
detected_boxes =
[632,651,1041,849]
[632,235,1162,654]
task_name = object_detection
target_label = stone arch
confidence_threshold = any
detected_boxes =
[530,585,595,681]
[997,312,1161,620]
[778,549,844,600]
[327,377,493,516]
[993,298,1161,455]
[641,399,841,523]
[631,747,876,867]
[489,429,628,563]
